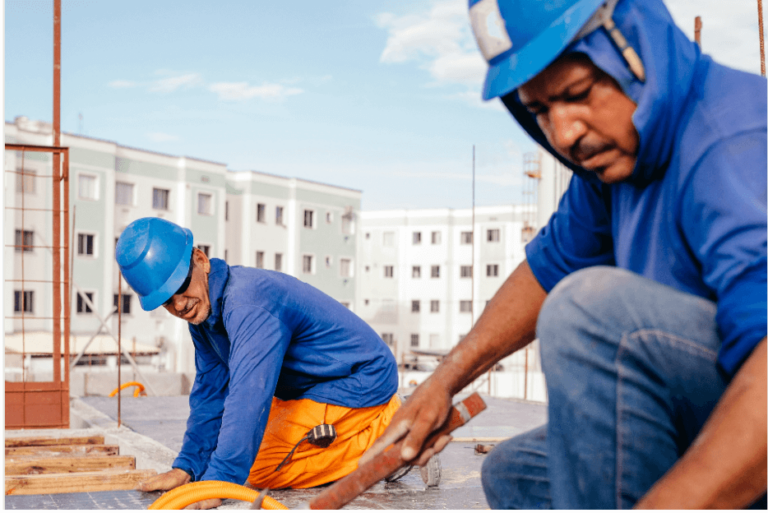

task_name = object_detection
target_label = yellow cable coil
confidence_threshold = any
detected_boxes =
[108,381,146,398]
[148,481,288,510]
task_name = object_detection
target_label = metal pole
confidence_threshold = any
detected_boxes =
[759,0,766,76]
[62,149,70,427]
[523,346,529,401]
[471,145,475,328]
[694,16,702,48]
[20,151,26,426]
[118,271,122,428]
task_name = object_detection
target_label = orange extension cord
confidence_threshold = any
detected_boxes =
[108,381,146,398]
[148,481,288,510]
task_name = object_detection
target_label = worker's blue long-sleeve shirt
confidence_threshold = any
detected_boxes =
[505,0,767,377]
[171,260,398,484]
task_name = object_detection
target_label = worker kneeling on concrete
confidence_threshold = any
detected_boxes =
[364,0,766,508]
[116,217,400,508]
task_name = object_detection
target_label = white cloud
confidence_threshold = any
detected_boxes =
[146,132,180,142]
[149,73,203,93]
[108,80,137,88]
[209,82,304,101]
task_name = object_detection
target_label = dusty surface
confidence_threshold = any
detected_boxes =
[6,394,547,510]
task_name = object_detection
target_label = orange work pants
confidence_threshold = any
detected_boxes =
[248,394,400,489]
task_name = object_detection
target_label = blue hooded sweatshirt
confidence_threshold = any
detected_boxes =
[171,259,398,484]
[504,0,766,377]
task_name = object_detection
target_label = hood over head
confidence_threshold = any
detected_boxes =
[502,0,700,185]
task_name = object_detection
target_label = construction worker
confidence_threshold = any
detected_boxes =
[363,0,767,508]
[116,217,400,509]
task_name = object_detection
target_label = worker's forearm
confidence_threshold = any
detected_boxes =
[433,260,547,395]
[636,337,767,509]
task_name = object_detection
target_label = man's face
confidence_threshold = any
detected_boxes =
[517,53,639,184]
[162,248,212,325]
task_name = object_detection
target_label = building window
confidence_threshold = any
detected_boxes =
[487,264,499,277]
[431,265,440,279]
[256,251,265,269]
[16,169,36,194]
[430,300,440,313]
[198,193,212,216]
[411,300,420,313]
[77,233,95,256]
[113,294,131,314]
[460,300,473,313]
[326,211,333,224]
[384,265,394,278]
[410,334,419,348]
[487,229,500,242]
[303,255,314,274]
[275,253,283,272]
[276,206,284,226]
[365,265,370,272]
[77,291,94,314]
[412,266,421,279]
[431,231,441,244]
[257,203,266,223]
[381,333,394,346]
[303,210,315,228]
[14,230,33,252]
[340,258,352,278]
[153,188,170,210]
[115,182,134,206]
[412,231,422,245]
[342,212,354,235]
[78,174,97,200]
[460,265,473,278]
[14,290,34,313]
[324,256,332,269]
[197,244,210,257]
[460,231,473,244]
[365,232,370,239]
[364,299,370,306]
[383,231,395,247]
[225,201,229,221]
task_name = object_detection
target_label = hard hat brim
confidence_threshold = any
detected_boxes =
[482,0,604,100]
[138,228,194,311]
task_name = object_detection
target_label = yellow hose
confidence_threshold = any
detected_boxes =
[148,481,288,510]
[109,381,146,398]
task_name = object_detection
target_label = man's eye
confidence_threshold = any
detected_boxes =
[566,85,592,102]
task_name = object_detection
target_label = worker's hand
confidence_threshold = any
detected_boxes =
[360,376,454,468]
[183,498,223,510]
[137,468,191,492]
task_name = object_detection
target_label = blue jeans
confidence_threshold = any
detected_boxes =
[482,267,764,509]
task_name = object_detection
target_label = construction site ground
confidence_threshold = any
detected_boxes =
[5,393,547,510]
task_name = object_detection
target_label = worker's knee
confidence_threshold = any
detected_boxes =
[481,426,550,509]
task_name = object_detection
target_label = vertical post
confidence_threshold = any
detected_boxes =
[471,145,475,328]
[53,0,63,393]
[759,0,766,76]
[694,16,702,48]
[523,346,529,401]
[118,272,122,428]
[62,149,70,426]
[20,152,27,426]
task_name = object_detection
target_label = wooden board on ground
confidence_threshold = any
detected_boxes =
[5,436,105,448]
[6,455,136,475]
[5,469,157,495]
[6,444,119,458]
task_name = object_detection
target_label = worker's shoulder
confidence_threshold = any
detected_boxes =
[221,265,318,313]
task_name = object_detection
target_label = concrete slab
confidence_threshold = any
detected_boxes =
[70,394,547,510]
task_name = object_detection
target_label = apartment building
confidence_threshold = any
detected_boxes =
[4,117,360,375]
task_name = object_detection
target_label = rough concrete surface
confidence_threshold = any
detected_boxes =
[6,394,547,510]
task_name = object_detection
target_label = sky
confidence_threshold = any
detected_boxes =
[4,0,764,211]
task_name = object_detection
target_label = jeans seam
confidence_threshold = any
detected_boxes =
[627,329,718,361]
[616,333,627,509]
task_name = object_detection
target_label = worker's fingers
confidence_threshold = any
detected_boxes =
[415,434,452,467]
[401,413,440,462]
[183,498,222,510]
[359,418,411,467]
[137,468,189,492]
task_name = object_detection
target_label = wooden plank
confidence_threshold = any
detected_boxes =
[6,444,119,457]
[5,469,157,495]
[6,455,135,475]
[5,435,104,448]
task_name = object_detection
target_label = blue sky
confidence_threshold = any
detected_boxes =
[5,0,763,210]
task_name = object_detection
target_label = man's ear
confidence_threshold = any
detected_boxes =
[192,248,211,274]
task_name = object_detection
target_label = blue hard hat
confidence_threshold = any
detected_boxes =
[469,0,606,100]
[116,218,194,311]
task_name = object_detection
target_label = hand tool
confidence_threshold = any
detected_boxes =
[307,392,487,510]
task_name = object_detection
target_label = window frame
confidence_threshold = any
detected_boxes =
[152,187,171,211]
[460,231,473,245]
[76,290,96,315]
[412,265,421,279]
[486,264,499,277]
[257,203,267,223]
[383,265,395,278]
[487,228,501,243]
[430,300,440,313]
[78,173,99,201]
[303,209,315,229]
[76,232,97,258]
[13,290,34,313]
[302,254,315,274]
[115,181,135,206]
[460,265,473,278]
[197,192,213,216]
[430,265,440,279]
[411,300,421,313]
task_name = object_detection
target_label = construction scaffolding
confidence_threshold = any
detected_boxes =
[5,144,71,429]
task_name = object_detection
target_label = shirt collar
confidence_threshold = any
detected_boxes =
[203,258,229,329]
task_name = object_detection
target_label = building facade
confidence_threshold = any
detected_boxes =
[4,117,360,375]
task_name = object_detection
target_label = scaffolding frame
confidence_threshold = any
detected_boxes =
[5,143,71,429]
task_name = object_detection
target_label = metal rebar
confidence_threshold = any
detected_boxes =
[759,0,766,76]
[20,150,26,426]
[63,150,70,425]
[118,271,123,428]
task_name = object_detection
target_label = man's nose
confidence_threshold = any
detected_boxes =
[169,294,186,312]
[547,104,587,154]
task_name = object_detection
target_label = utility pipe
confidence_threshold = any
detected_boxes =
[148,481,287,510]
